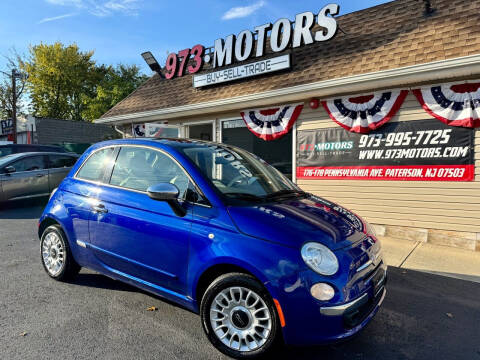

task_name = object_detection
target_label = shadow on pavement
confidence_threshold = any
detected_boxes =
[71,271,193,312]
[73,273,139,293]
[68,266,480,359]
[0,198,47,219]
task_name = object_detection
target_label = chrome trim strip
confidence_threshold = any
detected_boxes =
[74,143,212,208]
[320,293,369,316]
[356,259,373,273]
[320,288,387,317]
[377,288,387,307]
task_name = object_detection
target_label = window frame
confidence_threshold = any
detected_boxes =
[74,144,211,207]
[74,146,118,184]
[7,154,48,173]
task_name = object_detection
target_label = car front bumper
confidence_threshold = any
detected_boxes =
[279,263,387,346]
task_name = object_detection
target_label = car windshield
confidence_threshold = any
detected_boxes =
[177,142,303,202]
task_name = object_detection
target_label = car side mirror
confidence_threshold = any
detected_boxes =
[4,166,16,174]
[147,183,187,217]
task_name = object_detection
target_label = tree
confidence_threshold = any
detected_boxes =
[82,64,148,121]
[22,42,99,121]
[0,50,28,120]
[21,42,148,122]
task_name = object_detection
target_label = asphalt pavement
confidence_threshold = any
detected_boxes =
[0,199,479,360]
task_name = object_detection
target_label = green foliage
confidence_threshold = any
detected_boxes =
[20,42,147,122]
[82,64,148,121]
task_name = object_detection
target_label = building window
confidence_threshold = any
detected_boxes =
[221,119,292,179]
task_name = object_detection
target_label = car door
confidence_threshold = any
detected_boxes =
[88,146,193,295]
[47,154,78,191]
[66,147,117,260]
[0,155,49,201]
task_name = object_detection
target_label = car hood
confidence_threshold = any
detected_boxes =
[227,194,368,250]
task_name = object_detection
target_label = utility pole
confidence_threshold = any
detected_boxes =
[11,69,17,144]
[1,68,24,144]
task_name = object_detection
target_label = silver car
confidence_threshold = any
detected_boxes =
[0,152,78,202]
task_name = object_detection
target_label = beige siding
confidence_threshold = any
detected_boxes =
[296,93,480,234]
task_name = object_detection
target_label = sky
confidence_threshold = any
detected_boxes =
[0,0,391,74]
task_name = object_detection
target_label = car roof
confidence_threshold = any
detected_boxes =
[0,144,64,148]
[4,151,78,159]
[97,138,234,151]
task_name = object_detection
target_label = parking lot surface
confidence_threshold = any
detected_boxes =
[1,200,479,360]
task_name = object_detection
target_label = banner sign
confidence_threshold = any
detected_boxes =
[240,102,303,141]
[0,119,13,135]
[132,123,145,137]
[322,90,408,133]
[413,81,480,128]
[193,55,290,88]
[297,119,475,181]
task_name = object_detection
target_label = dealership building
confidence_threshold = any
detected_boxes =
[96,0,480,251]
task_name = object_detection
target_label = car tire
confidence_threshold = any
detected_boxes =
[200,273,281,359]
[40,225,80,281]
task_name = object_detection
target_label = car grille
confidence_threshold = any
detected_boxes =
[343,264,387,329]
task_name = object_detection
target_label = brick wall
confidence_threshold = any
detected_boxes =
[35,118,116,144]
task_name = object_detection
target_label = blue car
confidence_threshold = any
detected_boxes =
[39,138,386,358]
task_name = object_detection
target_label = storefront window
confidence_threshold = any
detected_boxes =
[188,123,213,141]
[221,119,292,179]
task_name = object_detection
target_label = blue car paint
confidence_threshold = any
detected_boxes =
[39,138,386,346]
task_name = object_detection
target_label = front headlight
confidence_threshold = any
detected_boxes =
[301,242,339,276]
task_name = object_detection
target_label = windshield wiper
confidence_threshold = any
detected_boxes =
[224,192,264,202]
[263,189,307,200]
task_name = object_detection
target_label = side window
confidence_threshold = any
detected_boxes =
[10,156,46,172]
[48,155,77,169]
[110,146,190,197]
[77,148,115,182]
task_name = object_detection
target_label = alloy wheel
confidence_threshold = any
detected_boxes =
[209,286,272,352]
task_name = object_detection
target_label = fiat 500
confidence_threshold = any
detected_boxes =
[39,138,386,358]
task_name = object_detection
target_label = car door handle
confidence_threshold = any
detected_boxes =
[92,204,108,213]
[36,173,45,177]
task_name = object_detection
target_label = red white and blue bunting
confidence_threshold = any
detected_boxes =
[240,103,304,141]
[321,90,409,133]
[413,81,480,128]
[133,123,145,137]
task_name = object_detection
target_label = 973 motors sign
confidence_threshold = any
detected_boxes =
[297,119,475,181]
[145,4,339,87]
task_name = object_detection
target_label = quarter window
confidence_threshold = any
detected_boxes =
[109,146,190,197]
[77,147,115,182]
[48,155,77,168]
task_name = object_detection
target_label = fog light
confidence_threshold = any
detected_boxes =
[311,283,335,301]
